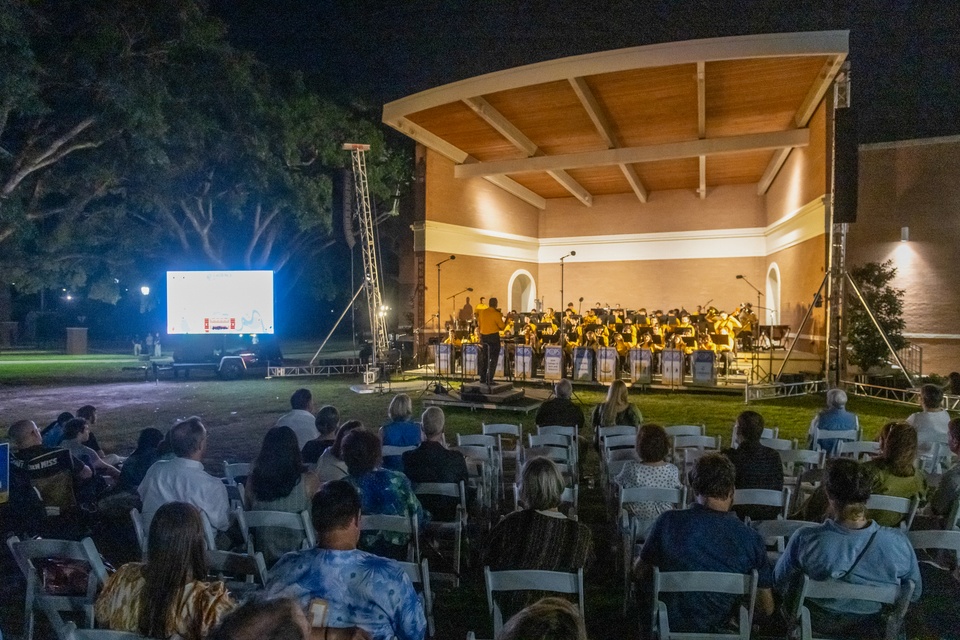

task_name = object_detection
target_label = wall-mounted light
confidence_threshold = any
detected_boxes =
[901,226,909,243]
[140,285,151,296]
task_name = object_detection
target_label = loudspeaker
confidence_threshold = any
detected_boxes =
[834,108,858,223]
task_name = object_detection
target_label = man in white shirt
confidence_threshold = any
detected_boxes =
[276,388,318,449]
[138,416,229,536]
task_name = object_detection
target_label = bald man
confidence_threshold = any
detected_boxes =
[9,419,91,513]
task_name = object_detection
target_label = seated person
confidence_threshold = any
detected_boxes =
[863,422,927,527]
[60,417,120,480]
[342,429,427,560]
[379,394,422,472]
[316,420,363,483]
[722,410,784,521]
[484,457,592,616]
[926,417,960,525]
[276,388,319,450]
[614,424,681,539]
[402,407,469,521]
[498,597,586,640]
[303,404,340,465]
[774,458,921,639]
[117,428,164,491]
[96,502,235,640]
[637,453,774,635]
[535,379,585,431]
[907,383,951,456]
[808,388,859,454]
[40,411,74,448]
[265,480,427,640]
[76,404,124,466]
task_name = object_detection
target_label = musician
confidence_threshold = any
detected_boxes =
[458,297,475,326]
[476,297,505,386]
[442,326,462,347]
[581,308,600,326]
[713,311,742,353]
[737,303,758,351]
[633,308,650,326]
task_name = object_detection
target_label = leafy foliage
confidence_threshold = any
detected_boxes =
[846,260,908,372]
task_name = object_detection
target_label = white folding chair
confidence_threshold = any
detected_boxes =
[652,568,758,640]
[223,461,252,485]
[810,426,861,455]
[235,507,316,559]
[865,494,919,530]
[759,437,797,451]
[618,486,686,614]
[414,481,467,585]
[382,444,418,459]
[663,425,704,438]
[835,440,880,461]
[908,529,960,568]
[7,536,109,640]
[671,434,721,465]
[527,435,574,466]
[454,445,499,511]
[64,624,150,640]
[786,574,914,640]
[779,449,826,510]
[483,423,523,490]
[761,427,780,439]
[207,548,268,596]
[484,567,584,636]
[130,508,147,560]
[603,433,637,452]
[753,519,813,563]
[511,482,579,520]
[538,425,580,470]
[359,512,421,563]
[396,557,436,638]
[733,487,792,521]
[456,438,502,506]
[598,425,638,443]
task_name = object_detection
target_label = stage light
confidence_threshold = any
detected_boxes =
[900,226,909,242]
[140,285,151,296]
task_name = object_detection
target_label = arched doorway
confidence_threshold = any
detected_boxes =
[765,263,781,325]
[508,270,536,313]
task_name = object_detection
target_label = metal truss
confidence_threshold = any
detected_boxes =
[268,363,365,378]
[745,379,828,403]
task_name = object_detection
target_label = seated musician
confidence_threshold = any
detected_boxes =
[581,308,600,326]
[674,314,694,336]
[696,332,716,353]
[713,311,742,353]
[633,308,650,326]
[442,326,462,347]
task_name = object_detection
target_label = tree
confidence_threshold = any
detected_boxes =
[846,260,909,373]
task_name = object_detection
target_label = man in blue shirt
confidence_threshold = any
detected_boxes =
[808,388,859,454]
[266,480,426,640]
[638,453,775,634]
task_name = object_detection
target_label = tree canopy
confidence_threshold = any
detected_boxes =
[0,0,407,308]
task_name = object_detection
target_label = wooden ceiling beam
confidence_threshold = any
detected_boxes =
[463,95,592,206]
[758,53,847,195]
[697,61,706,199]
[455,128,809,178]
[569,76,648,203]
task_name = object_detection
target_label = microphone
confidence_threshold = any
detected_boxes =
[467,287,473,291]
[735,275,744,279]
[578,297,584,302]
[570,250,576,256]
[450,255,456,260]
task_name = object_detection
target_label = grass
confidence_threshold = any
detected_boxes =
[0,353,924,640]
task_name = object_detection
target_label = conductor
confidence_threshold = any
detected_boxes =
[476,297,506,387]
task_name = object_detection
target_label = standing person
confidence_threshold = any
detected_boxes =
[276,388,319,450]
[133,335,142,356]
[153,333,162,357]
[145,332,154,355]
[477,297,506,386]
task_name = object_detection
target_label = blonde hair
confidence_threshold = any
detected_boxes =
[388,394,413,421]
[520,457,564,511]
[600,380,630,427]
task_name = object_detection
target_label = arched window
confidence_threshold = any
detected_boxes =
[507,269,537,313]
[765,263,782,325]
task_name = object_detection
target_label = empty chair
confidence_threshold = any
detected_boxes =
[652,568,758,640]
[7,535,108,640]
[538,425,579,468]
[663,425,704,438]
[603,433,637,452]
[397,558,436,638]
[236,508,315,566]
[835,440,880,461]
[528,433,574,459]
[785,575,914,640]
[671,434,721,456]
[733,488,792,522]
[414,482,467,585]
[908,528,960,564]
[484,567,585,637]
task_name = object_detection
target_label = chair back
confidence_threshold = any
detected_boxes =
[908,529,960,567]
[760,427,780,439]
[652,568,757,640]
[619,486,686,511]
[236,508,316,556]
[733,488,792,519]
[663,425,703,438]
[382,444,417,458]
[811,427,861,454]
[458,434,498,448]
[521,445,571,465]
[359,512,421,563]
[835,440,880,461]
[759,437,797,451]
[223,461,252,485]
[396,558,436,637]
[207,549,268,595]
[130,508,147,560]
[529,433,573,449]
[788,575,914,640]
[865,494,919,530]
[484,567,584,636]
[414,482,467,521]
[597,425,638,443]
[604,434,637,450]
[538,425,577,440]
[672,434,721,454]
[482,423,522,439]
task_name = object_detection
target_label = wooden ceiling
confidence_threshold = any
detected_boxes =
[384,32,848,209]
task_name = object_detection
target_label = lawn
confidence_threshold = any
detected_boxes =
[0,353,924,640]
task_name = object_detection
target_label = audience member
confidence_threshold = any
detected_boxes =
[535,379,585,430]
[277,388,319,450]
[485,457,592,616]
[138,416,230,537]
[7,419,91,534]
[908,383,951,455]
[60,417,120,480]
[379,394,422,472]
[591,380,641,449]
[302,405,340,465]
[774,458,921,639]
[863,421,928,527]
[316,420,363,482]
[808,388,859,454]
[927,417,960,524]
[95,502,235,640]
[722,410,784,521]
[247,426,321,566]
[76,404,124,465]
[614,424,681,538]
[40,411,74,448]
[342,429,427,560]
[265,480,427,640]
[497,597,586,640]
[117,428,165,491]
[210,597,373,640]
[638,453,774,634]
[402,407,469,521]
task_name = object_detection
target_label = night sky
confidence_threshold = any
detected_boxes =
[212,0,960,144]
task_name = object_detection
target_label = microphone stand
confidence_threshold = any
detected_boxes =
[559,254,572,313]
[737,276,767,382]
[428,257,455,394]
